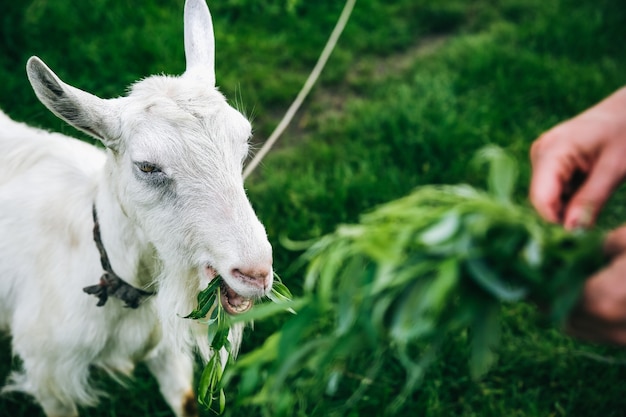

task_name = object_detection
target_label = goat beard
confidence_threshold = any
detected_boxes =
[154,264,244,364]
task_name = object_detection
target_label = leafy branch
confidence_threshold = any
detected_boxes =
[219,146,605,416]
[185,274,293,413]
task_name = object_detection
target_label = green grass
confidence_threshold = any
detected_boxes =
[1,0,626,416]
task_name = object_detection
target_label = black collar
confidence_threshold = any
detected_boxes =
[83,204,154,309]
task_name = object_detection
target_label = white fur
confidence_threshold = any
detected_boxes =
[0,1,273,416]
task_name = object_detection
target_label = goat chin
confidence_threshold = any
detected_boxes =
[155,266,244,363]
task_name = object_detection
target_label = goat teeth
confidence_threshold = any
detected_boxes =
[219,287,253,315]
[231,299,252,313]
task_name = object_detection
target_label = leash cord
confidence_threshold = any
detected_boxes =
[243,0,356,179]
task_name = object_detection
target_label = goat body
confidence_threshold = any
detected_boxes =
[0,1,273,416]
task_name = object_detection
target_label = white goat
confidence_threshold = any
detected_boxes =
[0,1,273,416]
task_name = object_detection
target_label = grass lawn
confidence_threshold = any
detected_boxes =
[1,0,626,416]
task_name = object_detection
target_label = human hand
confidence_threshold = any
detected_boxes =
[567,226,626,344]
[529,87,626,229]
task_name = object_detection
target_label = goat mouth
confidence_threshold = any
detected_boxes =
[220,281,253,315]
[204,265,253,315]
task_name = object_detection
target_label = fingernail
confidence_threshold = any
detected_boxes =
[566,205,594,230]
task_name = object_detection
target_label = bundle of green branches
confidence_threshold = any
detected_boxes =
[210,147,605,415]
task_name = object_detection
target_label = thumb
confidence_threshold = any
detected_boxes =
[564,154,625,229]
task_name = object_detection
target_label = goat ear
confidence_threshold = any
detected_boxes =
[26,56,120,149]
[183,0,216,85]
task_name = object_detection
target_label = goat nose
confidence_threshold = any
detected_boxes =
[232,267,271,289]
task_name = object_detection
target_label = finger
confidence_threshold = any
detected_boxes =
[604,326,626,345]
[529,176,562,223]
[529,149,567,223]
[578,255,626,323]
[566,311,608,343]
[566,313,626,345]
[565,253,626,345]
[604,226,626,257]
[563,152,626,229]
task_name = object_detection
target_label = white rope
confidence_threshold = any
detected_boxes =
[243,0,356,179]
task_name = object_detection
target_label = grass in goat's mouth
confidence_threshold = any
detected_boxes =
[184,273,293,413]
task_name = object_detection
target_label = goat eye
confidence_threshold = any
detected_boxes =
[136,162,161,174]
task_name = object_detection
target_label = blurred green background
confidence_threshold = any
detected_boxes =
[1,0,626,416]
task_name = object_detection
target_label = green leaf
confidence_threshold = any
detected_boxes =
[390,258,459,343]
[233,332,281,369]
[390,279,436,342]
[522,236,542,268]
[198,360,222,412]
[211,316,230,351]
[206,307,221,348]
[427,258,460,310]
[474,145,518,202]
[266,274,297,314]
[229,299,305,324]
[219,388,226,414]
[197,355,217,407]
[325,370,342,396]
[419,211,460,245]
[183,279,221,319]
[466,258,528,301]
[469,302,500,380]
[270,279,293,301]
[236,365,261,397]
